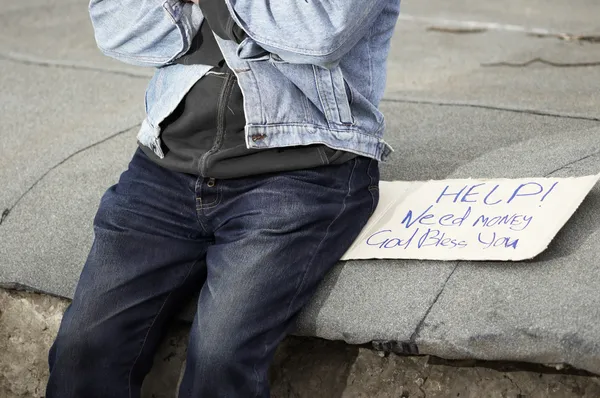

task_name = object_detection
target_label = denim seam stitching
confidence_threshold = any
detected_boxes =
[331,68,353,125]
[259,161,356,397]
[194,177,210,234]
[98,47,176,64]
[245,122,361,133]
[127,257,201,397]
[282,157,358,322]
[369,188,378,215]
[312,65,332,126]
[250,67,265,124]
[198,184,223,210]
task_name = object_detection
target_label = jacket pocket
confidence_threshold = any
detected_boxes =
[313,65,354,126]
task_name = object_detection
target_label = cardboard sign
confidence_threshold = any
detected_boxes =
[341,174,600,261]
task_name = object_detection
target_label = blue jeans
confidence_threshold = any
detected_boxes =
[46,148,379,398]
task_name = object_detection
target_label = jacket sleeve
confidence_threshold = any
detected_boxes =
[89,0,203,67]
[223,0,388,68]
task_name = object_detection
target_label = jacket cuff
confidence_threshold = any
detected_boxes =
[199,0,246,44]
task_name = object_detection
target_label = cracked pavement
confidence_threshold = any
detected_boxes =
[0,124,139,226]
[2,0,600,385]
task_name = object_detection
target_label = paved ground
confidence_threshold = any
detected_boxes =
[1,0,600,392]
[3,289,600,398]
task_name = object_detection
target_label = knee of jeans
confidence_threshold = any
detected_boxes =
[195,336,238,369]
[191,321,246,369]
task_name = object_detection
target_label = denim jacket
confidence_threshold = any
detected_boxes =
[89,0,401,160]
